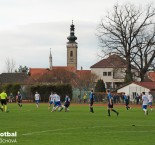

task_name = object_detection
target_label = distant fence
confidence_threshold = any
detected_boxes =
[72,88,90,103]
[10,86,155,104]
[72,89,155,104]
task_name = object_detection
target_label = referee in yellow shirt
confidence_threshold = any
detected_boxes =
[0,90,8,112]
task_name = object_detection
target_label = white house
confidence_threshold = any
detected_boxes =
[117,82,155,101]
[90,54,139,89]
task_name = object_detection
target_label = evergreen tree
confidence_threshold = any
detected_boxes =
[95,79,106,92]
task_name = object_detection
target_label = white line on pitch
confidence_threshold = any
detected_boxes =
[22,125,155,136]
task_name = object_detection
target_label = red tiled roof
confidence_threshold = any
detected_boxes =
[29,66,77,76]
[76,70,91,77]
[90,54,137,69]
[29,68,50,76]
[29,67,91,79]
[147,72,155,82]
[53,66,76,72]
[134,82,155,90]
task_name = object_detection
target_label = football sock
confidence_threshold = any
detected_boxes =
[52,107,56,111]
[3,106,5,112]
[143,109,147,115]
[91,107,94,113]
[112,109,118,114]
[108,109,110,116]
[55,106,59,110]
[0,106,3,111]
[61,105,65,109]
[65,107,67,112]
[4,105,7,112]
[126,106,130,110]
[90,107,92,112]
[60,107,63,111]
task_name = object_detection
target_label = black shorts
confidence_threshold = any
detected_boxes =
[1,99,7,105]
[18,100,22,103]
[108,103,113,108]
[90,100,94,106]
[64,103,70,108]
[125,100,129,106]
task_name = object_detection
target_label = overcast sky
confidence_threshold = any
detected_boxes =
[0,0,154,73]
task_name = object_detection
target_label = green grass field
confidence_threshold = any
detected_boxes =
[0,103,155,145]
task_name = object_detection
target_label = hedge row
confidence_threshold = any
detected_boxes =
[0,84,21,97]
[30,84,72,102]
[0,84,72,102]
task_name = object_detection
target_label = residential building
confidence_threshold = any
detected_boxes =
[117,82,155,101]
[0,73,28,85]
[90,54,139,89]
[144,71,155,82]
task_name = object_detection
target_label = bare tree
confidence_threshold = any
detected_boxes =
[5,57,16,73]
[133,29,155,81]
[97,3,155,82]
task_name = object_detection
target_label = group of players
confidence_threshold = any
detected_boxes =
[34,91,71,112]
[0,90,70,113]
[89,89,119,116]
[122,91,153,115]
[89,89,153,116]
[0,89,153,116]
[0,91,23,112]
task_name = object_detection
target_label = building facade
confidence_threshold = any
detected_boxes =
[90,54,139,89]
[117,82,155,102]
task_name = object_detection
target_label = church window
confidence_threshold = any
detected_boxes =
[70,51,73,57]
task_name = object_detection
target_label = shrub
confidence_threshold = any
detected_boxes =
[30,84,72,102]
[95,79,106,92]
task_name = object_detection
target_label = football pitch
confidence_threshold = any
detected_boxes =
[0,103,155,145]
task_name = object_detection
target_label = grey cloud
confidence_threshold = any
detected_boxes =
[0,21,98,72]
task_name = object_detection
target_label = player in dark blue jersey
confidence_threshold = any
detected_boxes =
[123,93,131,110]
[16,91,22,108]
[107,90,119,116]
[60,95,70,112]
[89,90,94,113]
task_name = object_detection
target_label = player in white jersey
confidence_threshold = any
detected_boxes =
[51,93,62,112]
[34,92,41,108]
[148,92,153,111]
[142,92,149,115]
[48,92,55,110]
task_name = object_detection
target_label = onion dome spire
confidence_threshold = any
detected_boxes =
[67,20,77,43]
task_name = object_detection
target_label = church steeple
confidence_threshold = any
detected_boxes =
[67,21,78,69]
[67,20,77,43]
[49,48,52,70]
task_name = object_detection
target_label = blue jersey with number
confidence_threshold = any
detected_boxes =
[90,92,94,101]
[107,93,113,103]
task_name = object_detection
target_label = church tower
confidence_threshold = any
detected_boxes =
[67,21,78,69]
[49,48,52,70]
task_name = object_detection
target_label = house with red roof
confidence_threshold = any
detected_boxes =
[90,54,139,89]
[28,66,91,85]
[144,71,155,82]
[0,73,28,84]
[117,82,155,101]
